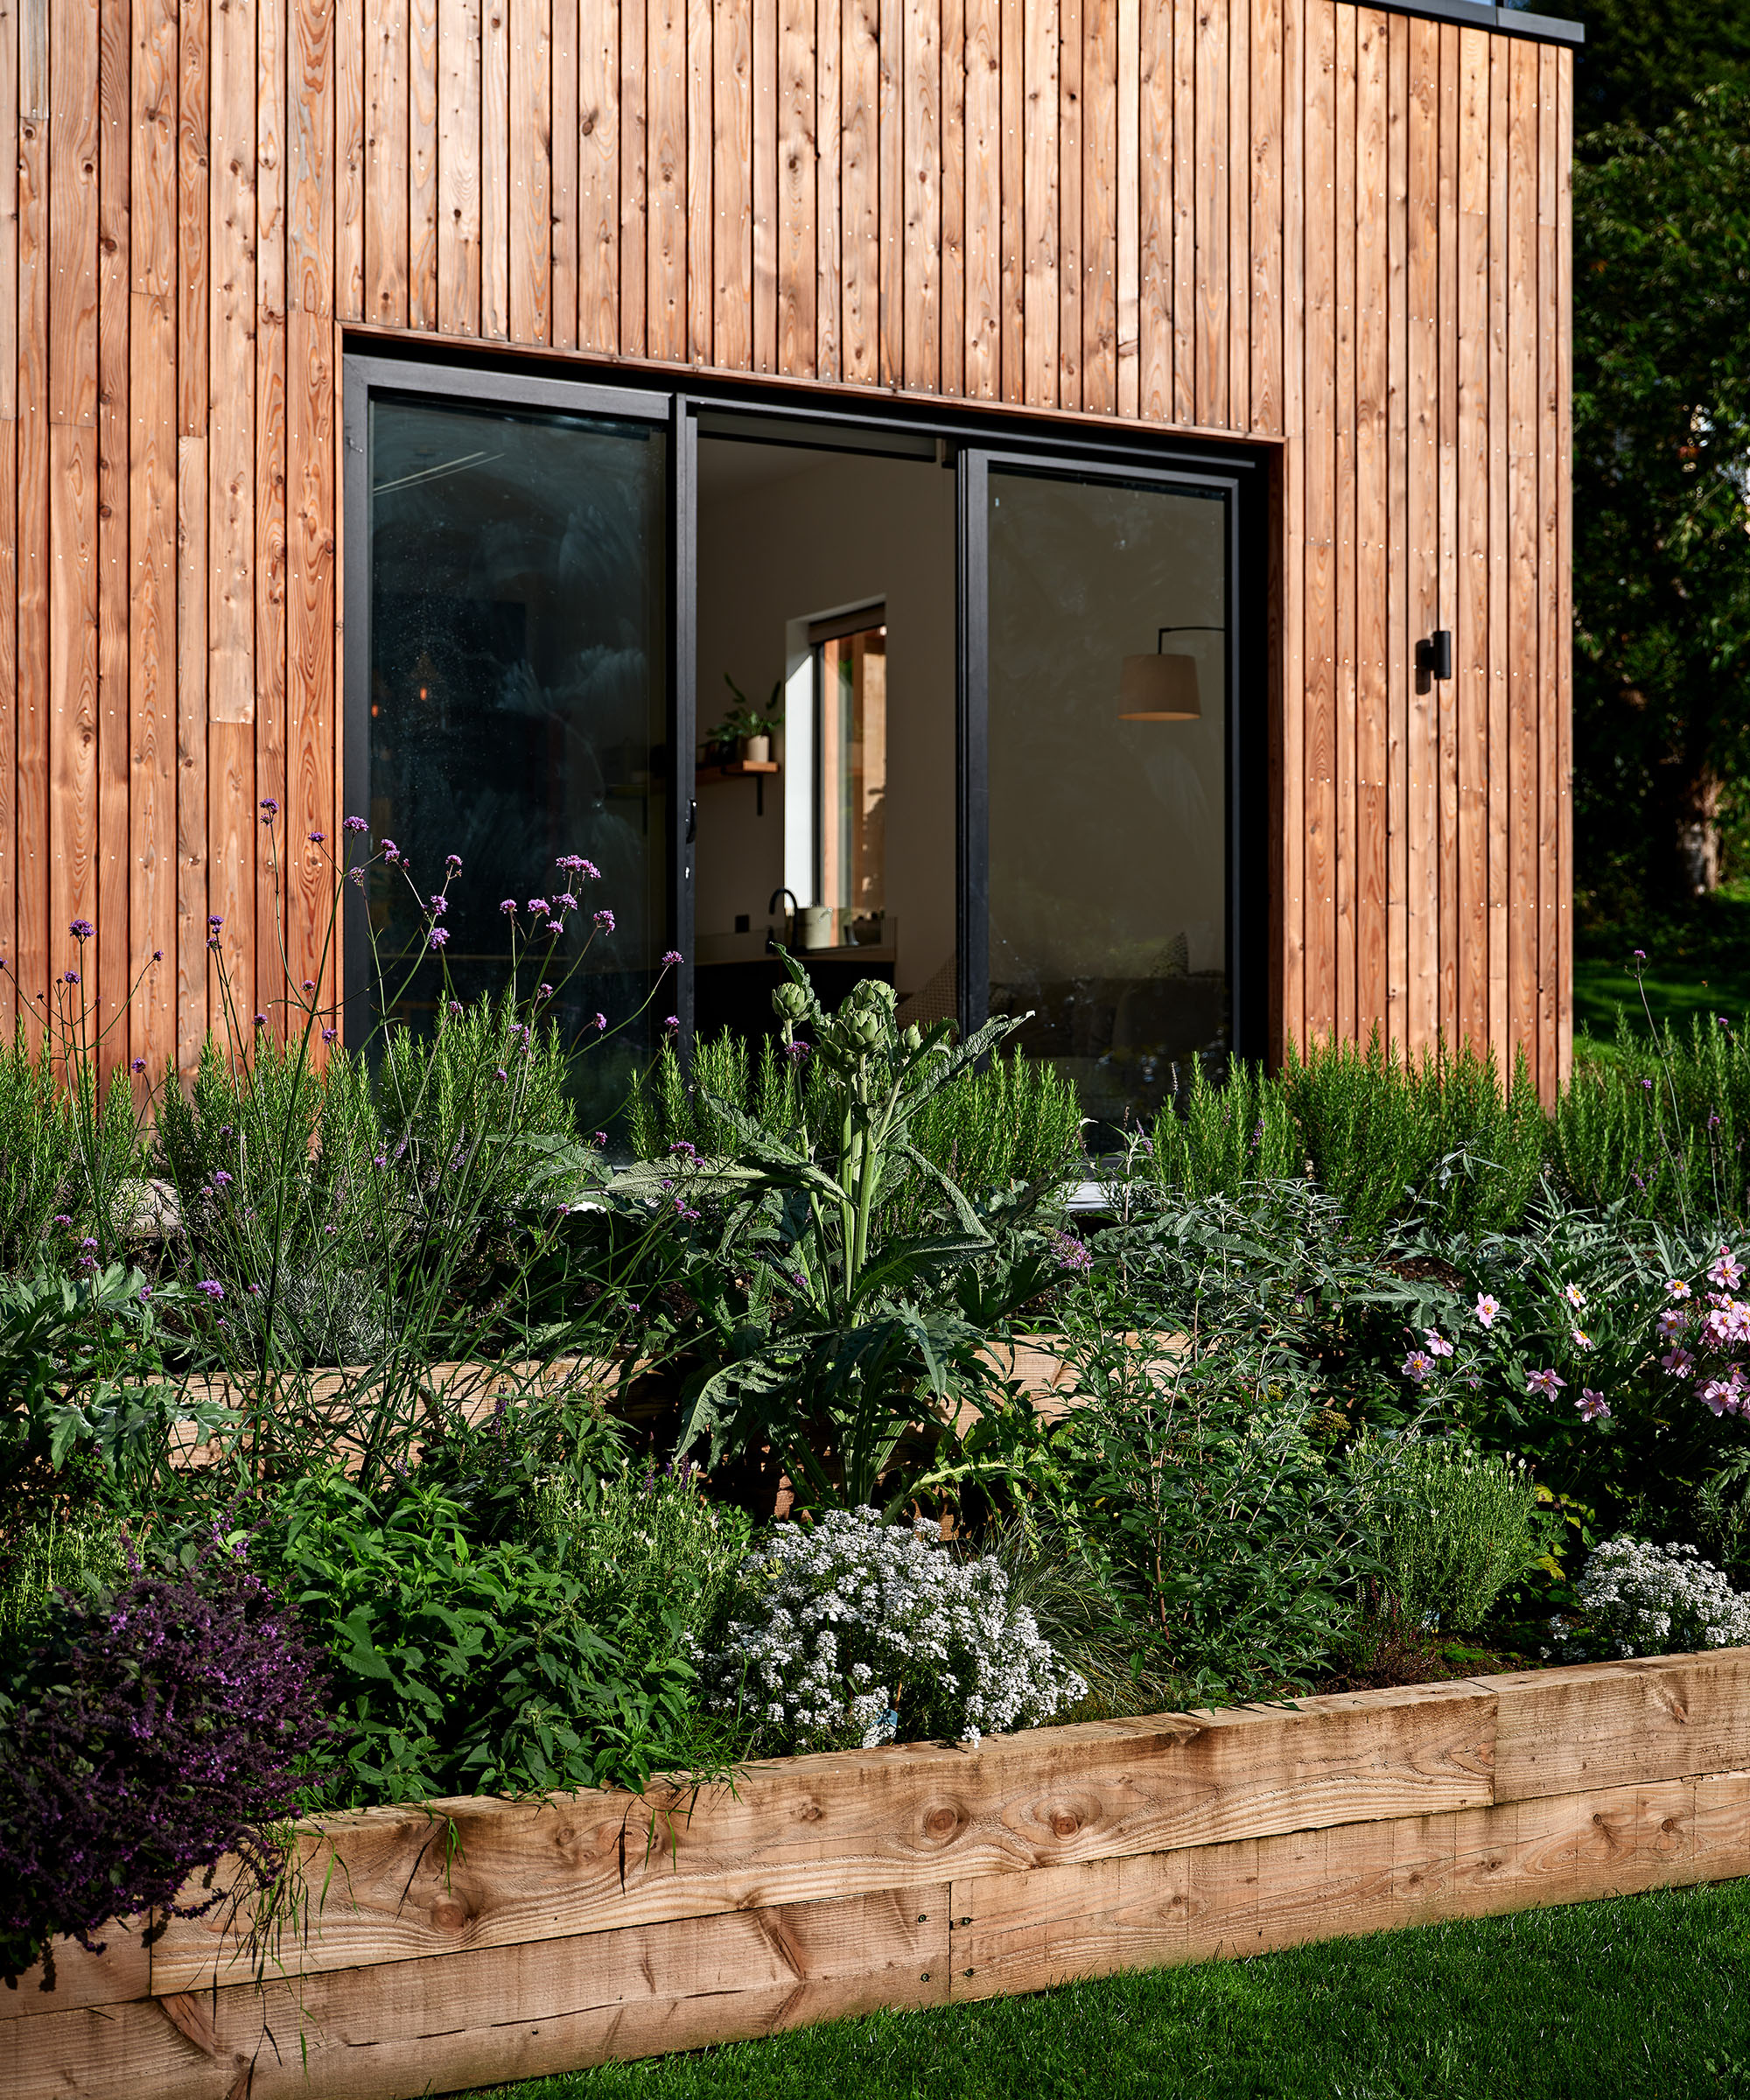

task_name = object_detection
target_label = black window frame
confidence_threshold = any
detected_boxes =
[341,342,1271,1064]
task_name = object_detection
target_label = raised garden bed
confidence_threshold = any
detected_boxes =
[9,1647,1750,2100]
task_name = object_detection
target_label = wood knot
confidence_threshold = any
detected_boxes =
[920,1801,964,1845]
[1046,1807,1082,1838]
[791,1796,822,1824]
[429,1897,470,1932]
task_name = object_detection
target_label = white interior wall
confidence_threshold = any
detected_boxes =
[694,446,956,997]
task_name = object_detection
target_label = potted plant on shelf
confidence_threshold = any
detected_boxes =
[705,674,784,766]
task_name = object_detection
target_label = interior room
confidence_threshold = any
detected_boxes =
[692,430,957,1042]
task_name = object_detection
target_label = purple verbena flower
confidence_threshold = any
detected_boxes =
[344,815,369,834]
[69,918,94,942]
[661,948,682,968]
[196,1279,224,1301]
[428,928,450,949]
[594,909,615,933]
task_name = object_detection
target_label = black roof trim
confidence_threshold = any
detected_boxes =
[1345,0,1583,45]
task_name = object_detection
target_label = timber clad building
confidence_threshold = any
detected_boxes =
[0,0,1578,1124]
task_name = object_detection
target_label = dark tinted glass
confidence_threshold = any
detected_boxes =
[987,466,1228,1128]
[368,394,668,1126]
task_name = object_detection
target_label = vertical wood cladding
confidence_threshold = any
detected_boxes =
[0,0,1572,1094]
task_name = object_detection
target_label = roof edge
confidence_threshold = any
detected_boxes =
[1344,0,1584,46]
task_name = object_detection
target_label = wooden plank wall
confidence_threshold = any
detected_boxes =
[0,0,1572,1095]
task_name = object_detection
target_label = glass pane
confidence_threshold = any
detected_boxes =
[368,394,668,1129]
[987,466,1228,1130]
[817,621,886,932]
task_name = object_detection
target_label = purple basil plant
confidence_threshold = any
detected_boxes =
[0,1541,332,1991]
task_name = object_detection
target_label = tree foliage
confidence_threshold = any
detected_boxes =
[1572,86,1750,906]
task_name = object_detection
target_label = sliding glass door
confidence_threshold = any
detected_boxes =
[959,450,1251,1130]
[346,361,1261,1130]
[346,366,679,1127]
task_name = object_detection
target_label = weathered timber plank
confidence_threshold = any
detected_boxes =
[1054,0,1077,407]
[437,0,482,335]
[1139,0,1174,422]
[1078,0,1112,410]
[752,0,777,368]
[842,0,878,380]
[714,0,750,366]
[903,0,940,391]
[96,0,131,1066]
[998,0,1018,399]
[509,0,553,342]
[408,0,439,324]
[17,9,49,1016]
[15,1900,947,2100]
[0,1924,150,2020]
[364,0,409,326]
[777,0,815,374]
[962,0,997,396]
[482,0,512,335]
[815,0,840,376]
[550,0,578,347]
[1302,0,1335,1040]
[951,1770,1743,2001]
[1490,1653,1750,1803]
[152,1684,1494,1989]
[578,0,618,351]
[687,0,712,360]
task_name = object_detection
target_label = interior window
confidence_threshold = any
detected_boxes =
[812,610,887,945]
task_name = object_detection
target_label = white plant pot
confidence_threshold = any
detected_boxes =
[741,734,771,764]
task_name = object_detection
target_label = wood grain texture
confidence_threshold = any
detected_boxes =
[438,0,481,335]
[776,0,815,374]
[175,0,210,1065]
[1352,7,1386,1041]
[1020,0,1054,404]
[1112,0,1134,415]
[408,0,438,323]
[1250,0,1282,436]
[1135,0,1166,420]
[876,0,898,382]
[960,0,994,395]
[336,0,364,317]
[752,0,776,368]
[687,0,712,358]
[1078,0,1111,410]
[152,1684,1498,1989]
[1194,0,1227,426]
[97,0,132,1060]
[841,0,878,380]
[714,0,748,365]
[8,1893,951,2100]
[365,0,408,326]
[550,0,578,346]
[130,0,181,1074]
[256,0,288,1030]
[1300,0,1334,1042]
[480,0,510,335]
[997,0,1018,399]
[578,0,617,350]
[509,0,551,342]
[18,27,46,1026]
[903,0,938,390]
[647,0,685,358]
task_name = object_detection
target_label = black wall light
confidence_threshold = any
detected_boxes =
[1416,629,1453,682]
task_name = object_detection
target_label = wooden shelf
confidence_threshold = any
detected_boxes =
[696,760,779,783]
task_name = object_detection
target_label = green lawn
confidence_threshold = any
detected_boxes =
[1576,878,1750,1045]
[458,1878,1750,2100]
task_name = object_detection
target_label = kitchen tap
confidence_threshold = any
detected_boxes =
[767,887,799,951]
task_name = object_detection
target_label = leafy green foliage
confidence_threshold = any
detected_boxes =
[628,1025,1083,1226]
[257,1461,718,1805]
[1348,1436,1544,1632]
[1050,1319,1363,1704]
[1572,85,1750,908]
[664,966,1069,1513]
